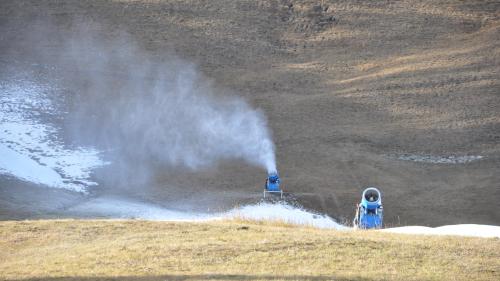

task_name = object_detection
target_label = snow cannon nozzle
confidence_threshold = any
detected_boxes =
[268,172,279,183]
[361,187,382,206]
[264,171,283,199]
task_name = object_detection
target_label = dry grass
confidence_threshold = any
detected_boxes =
[1,220,499,281]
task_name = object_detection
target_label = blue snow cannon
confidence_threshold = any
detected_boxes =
[353,187,383,229]
[264,172,283,198]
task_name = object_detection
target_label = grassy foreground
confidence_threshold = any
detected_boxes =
[0,220,499,281]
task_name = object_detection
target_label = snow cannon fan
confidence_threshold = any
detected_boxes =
[264,172,283,199]
[353,187,383,229]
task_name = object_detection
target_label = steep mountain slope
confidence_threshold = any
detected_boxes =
[0,0,498,225]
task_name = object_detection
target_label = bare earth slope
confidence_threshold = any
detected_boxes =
[0,1,499,225]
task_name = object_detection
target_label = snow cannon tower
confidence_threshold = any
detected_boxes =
[353,187,383,229]
[264,172,283,199]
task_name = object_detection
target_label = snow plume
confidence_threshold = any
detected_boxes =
[63,38,275,174]
[119,64,276,172]
[14,20,277,187]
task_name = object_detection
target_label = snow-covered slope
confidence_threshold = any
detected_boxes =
[0,80,107,192]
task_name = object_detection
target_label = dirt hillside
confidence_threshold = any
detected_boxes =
[0,0,499,226]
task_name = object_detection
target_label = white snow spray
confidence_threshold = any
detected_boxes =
[113,64,278,173]
[1,18,277,193]
[56,26,278,176]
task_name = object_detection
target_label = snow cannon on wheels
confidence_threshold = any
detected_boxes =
[353,187,383,229]
[264,172,283,199]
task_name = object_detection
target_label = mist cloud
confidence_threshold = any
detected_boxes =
[0,16,277,192]
[56,24,277,178]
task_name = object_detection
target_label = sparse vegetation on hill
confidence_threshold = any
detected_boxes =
[0,0,498,224]
[1,220,499,281]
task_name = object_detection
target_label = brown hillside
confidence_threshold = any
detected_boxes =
[0,0,499,225]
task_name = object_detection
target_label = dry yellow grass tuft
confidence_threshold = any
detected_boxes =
[1,220,499,281]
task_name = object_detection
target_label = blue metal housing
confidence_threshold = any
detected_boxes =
[355,187,383,229]
[266,173,281,191]
[264,172,283,198]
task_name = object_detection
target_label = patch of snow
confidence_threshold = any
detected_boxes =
[68,197,212,221]
[0,143,84,192]
[382,224,500,238]
[226,202,348,229]
[68,197,347,230]
[0,80,107,192]
[396,154,483,164]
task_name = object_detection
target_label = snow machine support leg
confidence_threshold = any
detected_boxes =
[263,189,283,199]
